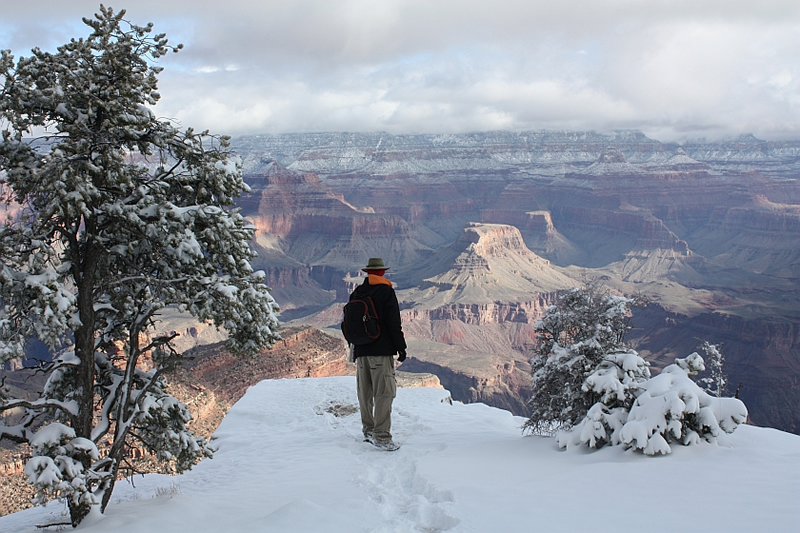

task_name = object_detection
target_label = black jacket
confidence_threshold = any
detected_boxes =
[350,278,406,358]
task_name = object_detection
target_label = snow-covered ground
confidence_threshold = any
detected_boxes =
[3,376,798,532]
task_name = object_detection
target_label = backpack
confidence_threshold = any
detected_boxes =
[341,296,381,345]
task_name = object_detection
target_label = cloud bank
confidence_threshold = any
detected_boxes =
[2,1,798,141]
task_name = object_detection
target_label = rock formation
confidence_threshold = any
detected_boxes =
[234,131,800,434]
[294,223,575,416]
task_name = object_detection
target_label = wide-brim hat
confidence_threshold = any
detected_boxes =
[362,257,390,272]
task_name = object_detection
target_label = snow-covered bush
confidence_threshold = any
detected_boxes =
[559,352,748,455]
[24,423,100,509]
[619,353,747,455]
[525,283,638,434]
[134,375,211,472]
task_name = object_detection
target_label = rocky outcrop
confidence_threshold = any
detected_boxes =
[396,223,577,306]
[178,327,349,404]
[399,356,530,415]
[396,371,442,389]
[480,209,584,265]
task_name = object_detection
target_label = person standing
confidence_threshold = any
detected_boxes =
[348,257,407,451]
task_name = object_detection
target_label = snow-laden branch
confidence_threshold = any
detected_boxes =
[1,397,79,417]
[558,352,748,454]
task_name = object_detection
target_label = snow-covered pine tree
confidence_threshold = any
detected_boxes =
[556,348,650,449]
[524,282,638,435]
[619,352,747,455]
[558,349,747,454]
[0,7,280,526]
[698,341,727,398]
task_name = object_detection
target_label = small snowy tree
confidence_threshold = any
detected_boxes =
[698,341,727,397]
[524,282,639,434]
[619,353,747,455]
[556,348,650,449]
[0,6,280,526]
[559,352,748,454]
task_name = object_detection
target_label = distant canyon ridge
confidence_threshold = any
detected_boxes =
[225,130,799,435]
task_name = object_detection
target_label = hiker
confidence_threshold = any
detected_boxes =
[347,257,407,451]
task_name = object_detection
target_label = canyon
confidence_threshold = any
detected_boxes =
[233,131,799,434]
[3,129,798,514]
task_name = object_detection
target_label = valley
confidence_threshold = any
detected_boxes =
[233,130,800,434]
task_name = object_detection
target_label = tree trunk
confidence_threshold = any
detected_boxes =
[99,451,122,513]
[68,498,92,528]
[70,236,102,525]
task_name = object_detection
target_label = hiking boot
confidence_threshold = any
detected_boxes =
[372,439,400,451]
[363,429,374,442]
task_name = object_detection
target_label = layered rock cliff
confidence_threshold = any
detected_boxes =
[235,131,800,179]
[689,198,800,280]
[396,223,576,303]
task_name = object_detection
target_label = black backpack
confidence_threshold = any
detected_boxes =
[341,296,381,345]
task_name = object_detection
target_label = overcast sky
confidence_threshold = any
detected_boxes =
[2,1,798,141]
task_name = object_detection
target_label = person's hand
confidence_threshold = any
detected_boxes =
[397,350,407,362]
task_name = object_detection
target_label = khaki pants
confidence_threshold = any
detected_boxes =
[356,356,397,442]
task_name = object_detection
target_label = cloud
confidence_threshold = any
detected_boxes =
[1,1,798,140]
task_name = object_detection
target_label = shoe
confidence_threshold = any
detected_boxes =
[372,439,400,451]
[363,430,374,443]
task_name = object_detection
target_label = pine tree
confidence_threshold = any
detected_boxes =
[698,341,727,397]
[556,348,650,449]
[524,282,637,435]
[619,352,747,455]
[557,346,747,454]
[0,7,280,526]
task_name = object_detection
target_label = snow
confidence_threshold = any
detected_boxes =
[2,376,798,533]
[27,423,75,448]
